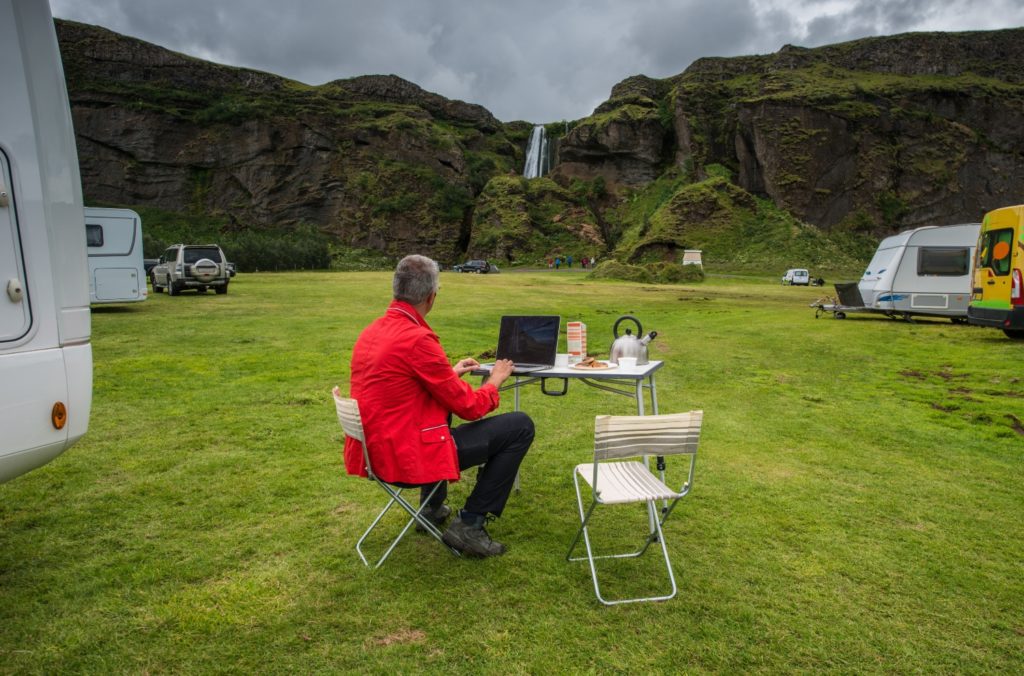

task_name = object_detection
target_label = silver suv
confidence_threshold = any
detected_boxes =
[151,244,231,295]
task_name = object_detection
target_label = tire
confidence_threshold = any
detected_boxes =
[215,283,228,295]
[1003,329,1024,340]
[190,258,219,284]
[835,312,846,319]
[151,273,163,293]
[168,279,180,296]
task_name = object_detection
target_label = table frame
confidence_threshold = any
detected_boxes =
[473,359,664,418]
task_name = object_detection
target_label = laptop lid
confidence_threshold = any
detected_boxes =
[496,315,560,372]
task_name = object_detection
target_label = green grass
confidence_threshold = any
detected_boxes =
[1,272,1022,673]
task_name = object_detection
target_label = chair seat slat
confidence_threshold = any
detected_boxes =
[575,461,680,504]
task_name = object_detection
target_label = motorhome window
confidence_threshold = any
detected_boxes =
[917,247,969,276]
[183,247,222,264]
[85,224,103,247]
[977,228,1014,276]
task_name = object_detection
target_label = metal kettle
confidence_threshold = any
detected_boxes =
[609,315,657,365]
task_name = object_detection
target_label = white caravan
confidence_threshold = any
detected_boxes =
[85,207,147,304]
[0,0,92,482]
[858,223,981,319]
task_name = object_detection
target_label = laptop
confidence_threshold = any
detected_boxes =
[495,315,560,374]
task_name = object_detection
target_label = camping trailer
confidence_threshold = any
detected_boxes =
[0,0,92,482]
[857,223,981,320]
[85,207,147,304]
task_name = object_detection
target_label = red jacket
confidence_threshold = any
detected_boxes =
[343,300,500,484]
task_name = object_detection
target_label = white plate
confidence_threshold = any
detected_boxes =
[569,362,616,370]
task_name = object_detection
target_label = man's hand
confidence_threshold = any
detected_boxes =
[486,359,514,388]
[453,358,480,377]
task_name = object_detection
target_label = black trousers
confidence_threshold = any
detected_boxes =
[420,411,534,517]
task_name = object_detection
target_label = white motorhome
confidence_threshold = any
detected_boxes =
[0,0,92,482]
[85,207,147,304]
[858,223,981,320]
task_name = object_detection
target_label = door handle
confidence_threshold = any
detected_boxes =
[7,278,24,303]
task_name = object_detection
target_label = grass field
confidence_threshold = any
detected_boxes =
[1,270,1022,673]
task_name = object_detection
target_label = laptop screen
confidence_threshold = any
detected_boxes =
[496,315,560,367]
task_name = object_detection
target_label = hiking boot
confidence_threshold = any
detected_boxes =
[442,515,507,557]
[415,503,451,533]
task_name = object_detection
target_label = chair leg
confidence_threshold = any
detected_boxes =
[355,482,460,568]
[566,473,679,605]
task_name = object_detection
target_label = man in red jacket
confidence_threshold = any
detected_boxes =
[345,254,534,557]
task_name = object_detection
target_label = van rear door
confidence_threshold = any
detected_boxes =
[974,222,1015,309]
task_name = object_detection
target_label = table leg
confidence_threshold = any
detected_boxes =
[514,376,521,492]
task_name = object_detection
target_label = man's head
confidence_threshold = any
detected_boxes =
[393,255,440,310]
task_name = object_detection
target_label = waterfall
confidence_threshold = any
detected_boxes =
[522,125,549,178]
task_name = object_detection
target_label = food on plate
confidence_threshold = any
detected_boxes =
[575,356,609,368]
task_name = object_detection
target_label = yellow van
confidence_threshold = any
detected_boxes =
[968,205,1024,339]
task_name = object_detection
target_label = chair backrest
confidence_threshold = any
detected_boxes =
[594,411,703,461]
[332,387,365,443]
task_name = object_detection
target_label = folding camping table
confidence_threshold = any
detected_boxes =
[471,357,665,416]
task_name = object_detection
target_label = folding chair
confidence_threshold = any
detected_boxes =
[332,387,460,568]
[566,411,702,605]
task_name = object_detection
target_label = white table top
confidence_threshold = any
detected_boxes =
[472,357,663,381]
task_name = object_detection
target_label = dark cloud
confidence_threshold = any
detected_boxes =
[50,0,1024,122]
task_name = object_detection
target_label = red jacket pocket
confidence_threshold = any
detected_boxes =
[420,424,450,444]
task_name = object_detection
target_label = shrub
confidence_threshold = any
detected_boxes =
[590,260,653,283]
[591,260,704,285]
[644,261,705,283]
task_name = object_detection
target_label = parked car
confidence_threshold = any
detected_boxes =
[453,259,495,274]
[143,258,159,275]
[782,268,810,285]
[151,243,231,295]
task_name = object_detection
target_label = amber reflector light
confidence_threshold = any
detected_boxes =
[51,402,67,430]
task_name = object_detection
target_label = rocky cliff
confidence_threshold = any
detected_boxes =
[556,29,1024,235]
[56,20,523,263]
[57,20,1024,270]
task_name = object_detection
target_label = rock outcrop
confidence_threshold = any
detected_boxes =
[559,29,1024,233]
[552,75,672,188]
[57,20,521,262]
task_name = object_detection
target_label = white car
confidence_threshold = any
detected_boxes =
[782,268,810,286]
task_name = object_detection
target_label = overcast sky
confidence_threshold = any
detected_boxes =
[51,0,1024,123]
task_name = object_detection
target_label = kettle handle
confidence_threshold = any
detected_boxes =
[613,315,643,338]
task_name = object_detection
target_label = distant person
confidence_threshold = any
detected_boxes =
[547,258,553,269]
[555,257,561,270]
[345,255,535,557]
[581,256,589,269]
[567,255,573,268]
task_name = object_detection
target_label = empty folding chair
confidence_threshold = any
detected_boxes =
[332,387,460,567]
[567,411,702,605]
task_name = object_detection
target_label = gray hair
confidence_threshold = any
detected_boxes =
[393,254,439,304]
